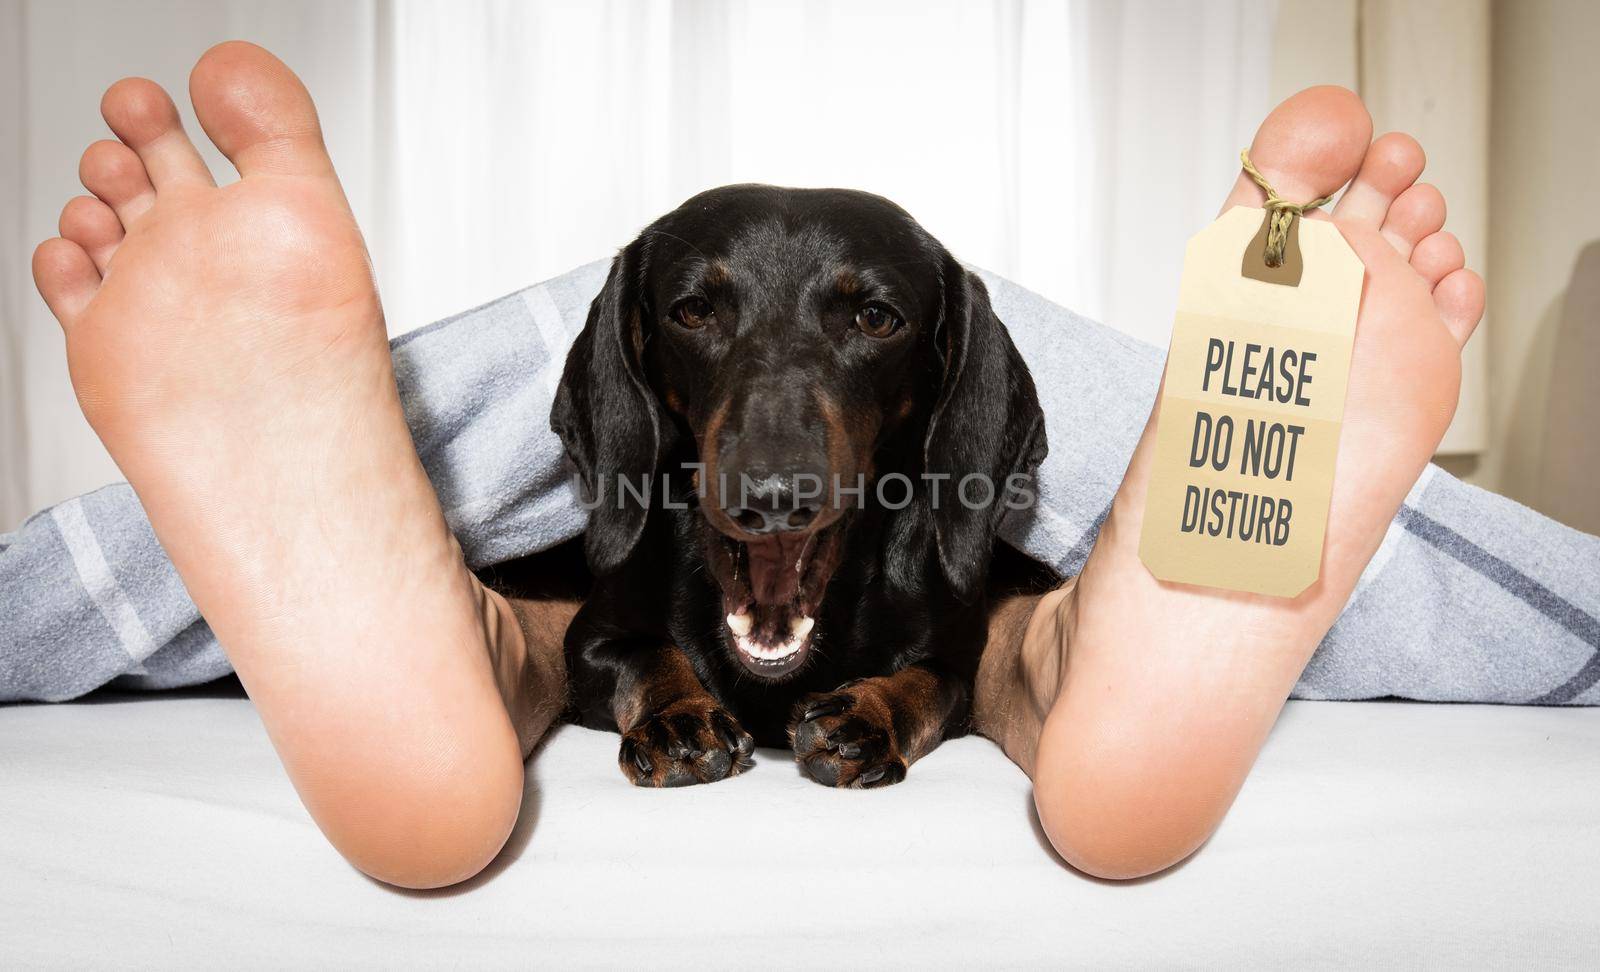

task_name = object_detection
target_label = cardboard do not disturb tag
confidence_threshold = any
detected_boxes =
[1137,206,1363,598]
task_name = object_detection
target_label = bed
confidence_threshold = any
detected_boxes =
[2,685,1597,967]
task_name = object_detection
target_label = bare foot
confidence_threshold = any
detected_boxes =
[975,86,1485,879]
[31,43,552,889]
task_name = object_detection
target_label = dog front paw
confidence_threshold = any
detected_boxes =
[789,684,908,788]
[618,697,755,787]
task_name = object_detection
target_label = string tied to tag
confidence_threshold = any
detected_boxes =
[1239,149,1334,268]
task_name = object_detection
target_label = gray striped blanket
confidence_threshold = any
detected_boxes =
[3,260,1597,704]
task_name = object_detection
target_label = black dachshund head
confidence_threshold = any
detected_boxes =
[553,185,1044,678]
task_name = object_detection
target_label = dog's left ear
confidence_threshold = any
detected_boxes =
[551,239,674,574]
[924,259,1048,602]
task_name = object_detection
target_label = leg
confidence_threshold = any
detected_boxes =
[1307,467,1600,705]
[30,43,562,888]
[489,592,574,757]
[977,86,1488,878]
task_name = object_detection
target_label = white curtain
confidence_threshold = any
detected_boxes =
[0,0,1275,530]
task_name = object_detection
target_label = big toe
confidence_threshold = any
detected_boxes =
[1221,85,1373,215]
[189,41,333,179]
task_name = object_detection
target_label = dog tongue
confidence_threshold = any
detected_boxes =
[746,534,808,605]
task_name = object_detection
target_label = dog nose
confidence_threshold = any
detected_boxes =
[722,473,826,535]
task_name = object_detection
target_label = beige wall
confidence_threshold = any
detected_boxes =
[1276,0,1600,529]
[1478,0,1600,525]
[1275,0,1491,456]
[1280,0,1491,454]
[1362,0,1492,457]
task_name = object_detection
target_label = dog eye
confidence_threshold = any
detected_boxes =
[854,304,903,338]
[671,297,714,330]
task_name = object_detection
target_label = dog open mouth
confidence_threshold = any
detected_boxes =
[703,521,847,679]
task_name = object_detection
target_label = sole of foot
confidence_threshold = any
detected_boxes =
[996,86,1484,880]
[32,42,533,889]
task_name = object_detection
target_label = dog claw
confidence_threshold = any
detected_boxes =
[726,732,755,757]
[713,711,756,756]
[625,742,653,774]
[802,696,847,722]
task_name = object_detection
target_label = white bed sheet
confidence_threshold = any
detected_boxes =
[2,690,1598,968]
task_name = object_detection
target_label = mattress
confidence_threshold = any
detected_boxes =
[2,686,1597,968]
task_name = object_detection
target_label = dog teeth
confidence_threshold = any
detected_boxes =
[737,635,801,661]
[736,634,802,661]
[733,614,815,664]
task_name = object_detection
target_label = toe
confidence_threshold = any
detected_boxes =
[189,41,335,179]
[32,238,100,325]
[1222,85,1372,216]
[79,139,155,225]
[1379,183,1447,259]
[1410,231,1466,288]
[100,78,215,189]
[711,709,755,757]
[1333,132,1426,228]
[804,754,842,786]
[58,196,124,273]
[696,748,734,783]
[1433,268,1486,348]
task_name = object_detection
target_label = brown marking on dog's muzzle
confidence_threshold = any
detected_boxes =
[812,390,865,517]
[817,389,880,494]
[695,395,736,533]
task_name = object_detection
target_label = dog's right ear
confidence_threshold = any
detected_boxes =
[551,240,670,574]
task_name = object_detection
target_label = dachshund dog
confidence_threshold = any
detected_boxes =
[551,185,1046,787]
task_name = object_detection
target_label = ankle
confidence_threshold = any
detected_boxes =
[476,577,575,757]
[472,580,553,755]
[974,579,1076,774]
